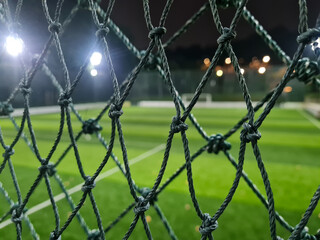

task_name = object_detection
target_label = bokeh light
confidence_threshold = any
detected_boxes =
[216,69,223,77]
[203,58,210,67]
[90,69,98,77]
[283,86,292,93]
[258,66,266,74]
[262,55,270,63]
[225,57,231,64]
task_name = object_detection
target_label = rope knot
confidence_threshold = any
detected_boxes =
[140,187,157,205]
[312,37,319,51]
[81,176,96,193]
[82,119,102,134]
[240,123,261,143]
[96,25,109,38]
[133,196,150,215]
[217,27,236,44]
[207,134,231,154]
[0,102,14,116]
[19,84,31,96]
[148,27,167,39]
[108,104,123,119]
[87,229,102,240]
[38,162,56,177]
[10,203,28,215]
[300,227,317,240]
[58,92,72,107]
[199,213,218,237]
[10,203,19,213]
[48,22,62,34]
[297,28,320,44]
[170,116,188,134]
[11,209,23,224]
[3,146,14,159]
[50,231,61,240]
[293,58,319,85]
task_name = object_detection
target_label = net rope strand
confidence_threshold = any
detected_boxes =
[0,1,314,240]
[0,0,319,239]
[0,1,310,240]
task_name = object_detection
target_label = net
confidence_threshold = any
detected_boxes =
[0,0,320,239]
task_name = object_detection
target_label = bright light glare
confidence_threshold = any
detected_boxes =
[262,55,270,63]
[90,52,102,66]
[216,69,223,77]
[258,67,266,74]
[90,69,98,77]
[5,36,24,56]
[225,57,231,64]
[240,68,245,74]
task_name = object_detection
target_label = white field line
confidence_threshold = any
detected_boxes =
[0,144,165,229]
[5,103,108,117]
[298,109,320,130]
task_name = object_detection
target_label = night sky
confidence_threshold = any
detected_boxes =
[5,0,319,54]
[1,0,319,105]
[103,0,320,49]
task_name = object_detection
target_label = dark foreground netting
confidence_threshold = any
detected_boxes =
[0,0,320,239]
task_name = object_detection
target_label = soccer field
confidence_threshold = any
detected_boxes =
[0,106,319,239]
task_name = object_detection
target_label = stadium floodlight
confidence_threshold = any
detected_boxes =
[262,55,270,63]
[216,69,223,77]
[90,69,98,77]
[90,51,102,66]
[5,36,24,56]
[258,66,266,74]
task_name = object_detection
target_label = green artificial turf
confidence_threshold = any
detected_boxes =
[0,106,319,239]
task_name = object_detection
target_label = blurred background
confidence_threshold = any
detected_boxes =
[0,0,319,107]
[1,1,320,240]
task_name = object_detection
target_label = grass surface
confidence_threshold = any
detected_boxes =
[0,106,319,240]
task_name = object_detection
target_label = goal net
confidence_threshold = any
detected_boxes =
[0,0,319,240]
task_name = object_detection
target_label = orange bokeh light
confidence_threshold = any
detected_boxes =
[283,86,292,93]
